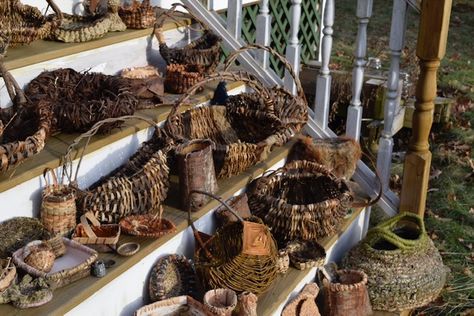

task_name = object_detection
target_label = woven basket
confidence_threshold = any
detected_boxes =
[323,269,372,316]
[203,288,237,316]
[287,135,362,180]
[120,212,176,238]
[135,295,210,316]
[148,254,199,302]
[248,160,353,245]
[45,236,67,257]
[285,240,326,270]
[164,71,300,179]
[60,115,170,224]
[342,212,449,312]
[119,0,155,29]
[22,240,55,273]
[13,237,98,288]
[190,190,278,295]
[0,217,48,258]
[0,43,53,174]
[0,0,62,46]
[49,0,126,42]
[0,258,16,292]
[40,168,76,237]
[164,63,205,94]
[214,193,251,227]
[10,275,53,309]
[72,212,121,252]
[154,3,222,73]
[24,68,139,134]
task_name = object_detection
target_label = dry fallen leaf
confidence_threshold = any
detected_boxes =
[463,267,473,277]
[429,169,442,180]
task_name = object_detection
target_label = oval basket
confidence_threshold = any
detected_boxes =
[285,240,326,270]
[120,213,176,238]
[72,212,121,252]
[148,254,199,302]
[135,295,210,316]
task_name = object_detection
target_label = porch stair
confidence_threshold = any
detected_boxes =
[0,5,371,316]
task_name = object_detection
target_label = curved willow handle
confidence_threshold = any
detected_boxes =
[45,0,64,23]
[0,37,27,106]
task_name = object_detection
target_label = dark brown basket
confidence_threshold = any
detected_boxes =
[154,3,222,73]
[285,240,326,270]
[164,63,205,94]
[214,194,251,227]
[189,190,278,295]
[0,43,53,173]
[61,115,171,224]
[247,160,353,245]
[0,0,62,46]
[119,0,155,29]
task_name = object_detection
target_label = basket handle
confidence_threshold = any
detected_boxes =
[43,168,59,187]
[155,3,208,32]
[223,44,306,101]
[62,115,160,184]
[80,212,101,239]
[45,0,64,23]
[164,71,275,124]
[0,38,27,107]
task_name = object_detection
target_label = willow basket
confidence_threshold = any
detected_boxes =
[190,190,278,295]
[49,0,126,43]
[0,0,62,46]
[0,43,53,173]
[164,63,205,94]
[119,0,155,29]
[154,3,222,73]
[342,212,449,312]
[248,160,352,245]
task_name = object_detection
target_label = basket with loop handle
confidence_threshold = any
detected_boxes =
[61,115,171,224]
[119,0,155,29]
[154,3,222,73]
[0,40,54,173]
[48,0,126,43]
[0,0,62,46]
[189,190,278,295]
[164,70,302,178]
[72,212,120,252]
[342,212,449,312]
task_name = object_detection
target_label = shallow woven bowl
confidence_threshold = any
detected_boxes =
[117,242,140,257]
[286,240,326,270]
[120,214,176,238]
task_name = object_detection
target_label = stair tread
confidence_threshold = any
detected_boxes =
[0,139,293,316]
[0,81,244,193]
[4,11,191,71]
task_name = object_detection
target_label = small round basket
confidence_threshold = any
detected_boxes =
[0,258,16,292]
[120,213,176,238]
[22,241,55,273]
[203,288,238,316]
[286,240,326,270]
[117,242,140,257]
[148,254,199,302]
[119,0,155,29]
[164,63,205,94]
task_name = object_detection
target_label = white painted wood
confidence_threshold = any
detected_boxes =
[256,0,272,69]
[377,0,408,191]
[226,0,243,40]
[314,0,334,128]
[284,0,302,94]
[346,0,373,140]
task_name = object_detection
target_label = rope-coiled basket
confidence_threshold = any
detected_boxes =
[342,212,449,312]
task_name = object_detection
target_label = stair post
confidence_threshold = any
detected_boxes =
[284,0,302,94]
[256,0,272,70]
[313,0,334,128]
[227,0,243,40]
[400,0,452,216]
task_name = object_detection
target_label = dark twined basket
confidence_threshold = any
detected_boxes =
[0,43,53,173]
[119,0,156,29]
[0,0,62,46]
[61,115,171,224]
[48,0,126,43]
[247,160,352,245]
[154,3,222,73]
[342,212,449,312]
[164,63,205,94]
[24,68,139,134]
[189,190,278,295]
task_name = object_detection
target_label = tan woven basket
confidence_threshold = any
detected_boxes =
[119,0,155,29]
[203,288,238,316]
[41,168,76,237]
[135,295,211,316]
[72,212,121,252]
[22,240,55,273]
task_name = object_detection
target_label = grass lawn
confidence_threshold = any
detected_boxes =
[331,0,474,314]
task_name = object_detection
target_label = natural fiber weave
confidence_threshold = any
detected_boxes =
[190,190,278,295]
[0,258,16,292]
[120,213,176,238]
[119,0,155,29]
[10,275,53,309]
[214,194,251,227]
[342,212,449,312]
[24,68,138,134]
[0,43,53,173]
[164,63,205,94]
[72,212,121,252]
[285,240,326,270]
[0,217,48,258]
[49,0,126,43]
[135,295,210,316]
[154,3,222,73]
[22,240,55,273]
[0,0,62,46]
[282,283,320,316]
[45,236,67,257]
[203,288,237,316]
[248,160,352,245]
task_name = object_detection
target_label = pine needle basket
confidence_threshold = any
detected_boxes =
[248,160,354,245]
[0,0,62,46]
[342,212,449,312]
[154,3,222,73]
[0,42,53,173]
[49,0,126,43]
[0,217,48,258]
[72,212,121,252]
[189,190,278,295]
[24,68,139,134]
[119,0,155,29]
[60,115,171,224]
